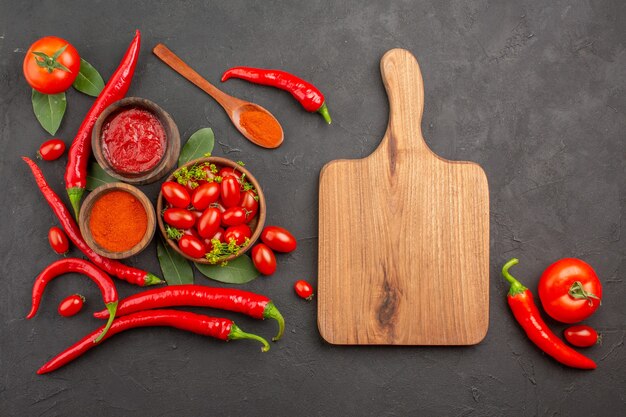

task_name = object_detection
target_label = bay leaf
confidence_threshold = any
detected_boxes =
[195,255,259,284]
[31,90,66,135]
[157,239,194,285]
[178,128,214,166]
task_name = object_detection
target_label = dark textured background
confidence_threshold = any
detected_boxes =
[1,1,624,416]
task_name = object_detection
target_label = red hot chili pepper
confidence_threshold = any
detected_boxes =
[93,285,285,341]
[27,258,118,343]
[502,258,596,370]
[65,30,141,218]
[23,157,162,286]
[221,67,332,124]
[37,310,270,374]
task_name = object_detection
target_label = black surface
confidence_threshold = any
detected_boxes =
[1,1,624,416]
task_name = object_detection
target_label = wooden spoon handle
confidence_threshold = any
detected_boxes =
[152,43,235,110]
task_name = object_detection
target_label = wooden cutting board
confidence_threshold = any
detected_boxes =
[318,49,489,345]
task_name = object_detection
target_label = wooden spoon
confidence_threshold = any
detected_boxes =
[153,43,283,149]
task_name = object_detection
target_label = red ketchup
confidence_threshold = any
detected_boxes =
[101,108,166,174]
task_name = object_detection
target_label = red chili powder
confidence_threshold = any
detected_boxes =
[239,109,282,146]
[89,191,148,252]
[102,108,166,174]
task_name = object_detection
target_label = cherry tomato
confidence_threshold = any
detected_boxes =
[251,244,277,275]
[23,36,80,94]
[163,208,195,229]
[38,139,66,161]
[222,207,247,227]
[183,227,201,239]
[178,235,206,259]
[161,182,191,208]
[221,177,241,208]
[58,294,85,317]
[48,226,70,255]
[197,207,222,238]
[239,190,259,222]
[538,258,602,323]
[564,325,599,348]
[191,182,220,210]
[294,280,314,300]
[201,165,216,181]
[190,210,203,222]
[218,167,243,180]
[224,225,251,245]
[261,226,297,253]
[212,227,226,243]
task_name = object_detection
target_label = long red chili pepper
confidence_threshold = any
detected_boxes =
[502,258,596,370]
[37,310,270,374]
[221,66,331,124]
[23,157,162,286]
[92,285,285,341]
[65,30,141,218]
[27,258,118,343]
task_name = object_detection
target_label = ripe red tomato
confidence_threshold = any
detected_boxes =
[191,182,220,210]
[178,235,206,258]
[161,182,191,208]
[197,207,222,238]
[183,227,201,239]
[261,226,297,253]
[38,139,66,161]
[251,244,277,275]
[163,208,195,229]
[294,280,314,300]
[212,227,226,243]
[538,258,602,323]
[189,210,203,222]
[222,207,247,227]
[224,225,251,245]
[58,294,85,317]
[218,167,243,180]
[23,36,81,94]
[239,190,258,222]
[564,325,599,348]
[221,177,241,208]
[48,226,70,255]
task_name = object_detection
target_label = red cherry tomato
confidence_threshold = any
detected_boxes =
[190,210,203,222]
[38,139,66,161]
[294,280,314,300]
[224,225,251,245]
[538,258,602,323]
[163,208,195,229]
[178,235,206,259]
[564,325,599,347]
[221,177,241,208]
[251,244,277,275]
[161,182,191,208]
[23,36,81,94]
[191,182,220,210]
[58,294,85,317]
[197,207,222,238]
[201,165,216,181]
[48,226,70,255]
[261,226,297,253]
[183,227,201,239]
[239,190,258,222]
[218,167,243,180]
[212,227,226,243]
[222,207,247,227]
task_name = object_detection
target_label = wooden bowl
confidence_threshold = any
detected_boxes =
[79,182,156,259]
[92,97,180,185]
[157,157,266,264]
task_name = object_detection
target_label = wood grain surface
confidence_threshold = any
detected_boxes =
[318,49,490,345]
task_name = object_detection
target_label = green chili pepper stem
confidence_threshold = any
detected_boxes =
[228,323,270,352]
[94,301,118,343]
[263,302,285,342]
[67,187,84,220]
[318,102,332,124]
[144,273,165,286]
[502,258,527,296]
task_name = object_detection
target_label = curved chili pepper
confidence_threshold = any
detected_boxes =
[37,310,269,374]
[27,258,118,343]
[502,258,596,370]
[65,30,141,218]
[93,285,285,341]
[221,67,331,124]
[23,157,162,286]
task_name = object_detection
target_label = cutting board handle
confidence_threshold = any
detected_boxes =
[378,49,430,155]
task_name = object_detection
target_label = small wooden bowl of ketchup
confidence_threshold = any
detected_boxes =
[92,97,180,185]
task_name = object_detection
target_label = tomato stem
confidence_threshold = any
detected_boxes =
[32,45,72,73]
[568,281,601,306]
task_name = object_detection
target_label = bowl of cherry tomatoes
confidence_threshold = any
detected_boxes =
[156,157,265,264]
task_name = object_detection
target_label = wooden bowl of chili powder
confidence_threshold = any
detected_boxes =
[79,182,156,259]
[92,97,180,185]
[156,157,266,264]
